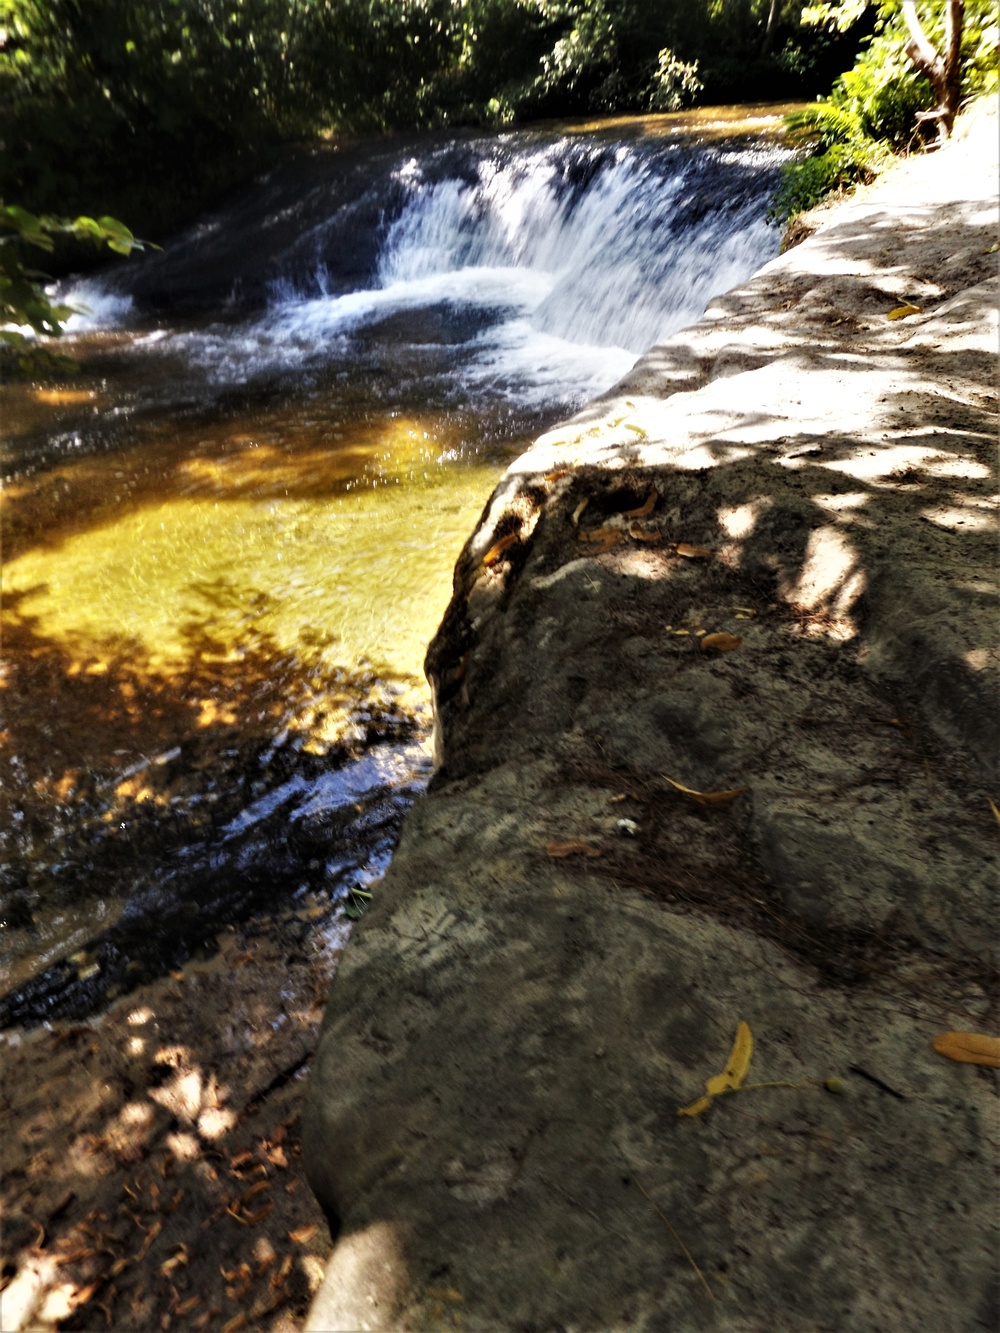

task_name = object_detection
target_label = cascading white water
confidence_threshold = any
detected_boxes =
[377,140,780,353]
[61,128,790,413]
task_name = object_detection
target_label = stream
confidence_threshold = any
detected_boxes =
[0,104,796,1025]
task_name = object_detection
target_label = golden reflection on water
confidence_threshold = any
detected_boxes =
[560,100,809,141]
[4,409,499,696]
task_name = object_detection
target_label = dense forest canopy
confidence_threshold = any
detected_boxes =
[1,0,869,233]
[0,0,995,246]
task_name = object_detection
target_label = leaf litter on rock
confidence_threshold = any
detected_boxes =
[661,775,749,807]
[545,840,603,859]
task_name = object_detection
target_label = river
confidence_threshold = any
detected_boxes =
[0,104,797,1024]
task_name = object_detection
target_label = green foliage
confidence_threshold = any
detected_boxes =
[0,202,144,374]
[2,0,871,239]
[775,0,998,220]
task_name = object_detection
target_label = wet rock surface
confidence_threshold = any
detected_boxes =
[304,106,998,1332]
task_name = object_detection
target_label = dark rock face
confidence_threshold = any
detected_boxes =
[303,112,998,1331]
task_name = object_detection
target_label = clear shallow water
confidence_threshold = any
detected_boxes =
[0,106,794,1022]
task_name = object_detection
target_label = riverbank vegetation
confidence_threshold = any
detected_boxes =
[773,0,998,216]
[1,0,995,272]
[2,0,866,239]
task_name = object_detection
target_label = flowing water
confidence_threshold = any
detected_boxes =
[0,104,797,1024]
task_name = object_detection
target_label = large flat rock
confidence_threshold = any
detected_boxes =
[304,108,998,1331]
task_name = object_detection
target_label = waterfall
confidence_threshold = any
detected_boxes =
[62,127,790,412]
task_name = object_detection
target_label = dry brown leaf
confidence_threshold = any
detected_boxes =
[931,1031,1000,1068]
[271,1253,294,1290]
[222,1315,247,1333]
[701,632,742,653]
[544,469,572,481]
[265,1144,289,1169]
[578,530,621,555]
[990,798,1000,827]
[239,1179,271,1206]
[243,1201,274,1226]
[174,1296,201,1317]
[675,543,713,559]
[627,521,661,543]
[661,775,749,807]
[481,532,519,567]
[229,1150,254,1172]
[887,302,923,320]
[623,487,658,518]
[578,526,619,542]
[571,498,589,526]
[135,1219,162,1261]
[545,840,603,859]
[289,1224,319,1245]
[159,1246,188,1277]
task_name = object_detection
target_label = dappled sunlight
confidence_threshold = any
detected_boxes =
[0,922,339,1330]
[4,407,502,688]
[921,496,997,531]
[562,100,810,141]
[305,1220,407,1332]
[822,441,992,485]
[789,525,866,640]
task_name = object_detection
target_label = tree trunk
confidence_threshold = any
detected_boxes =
[761,0,781,56]
[901,0,964,144]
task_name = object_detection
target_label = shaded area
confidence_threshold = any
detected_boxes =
[0,916,339,1330]
[0,584,427,1026]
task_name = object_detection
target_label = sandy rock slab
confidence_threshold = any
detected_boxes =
[304,107,998,1331]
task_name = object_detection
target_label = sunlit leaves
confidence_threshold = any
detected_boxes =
[1,202,145,372]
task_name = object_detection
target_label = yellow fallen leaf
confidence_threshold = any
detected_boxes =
[931,1031,1000,1068]
[572,498,589,526]
[544,469,572,481]
[661,775,749,807]
[677,1094,713,1118]
[675,543,713,559]
[545,840,603,859]
[701,632,742,653]
[481,532,519,567]
[706,1021,754,1095]
[624,421,648,438]
[887,302,923,320]
[623,487,658,518]
[679,1021,754,1116]
[990,798,1000,827]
